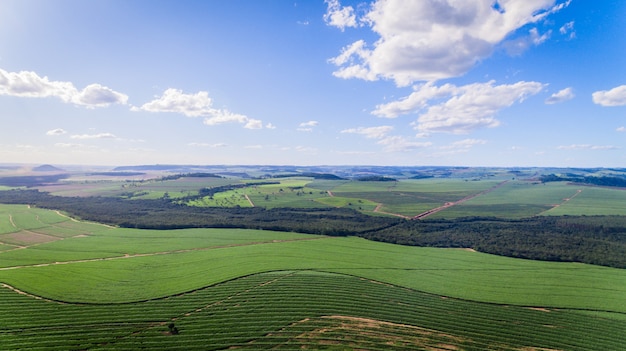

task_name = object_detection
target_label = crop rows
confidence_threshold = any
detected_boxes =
[2,271,624,350]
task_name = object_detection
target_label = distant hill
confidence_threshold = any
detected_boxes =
[32,164,65,172]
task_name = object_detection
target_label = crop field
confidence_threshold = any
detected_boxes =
[0,204,625,349]
[2,271,625,351]
[25,171,626,219]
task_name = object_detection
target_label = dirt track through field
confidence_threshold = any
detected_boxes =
[244,194,255,207]
[372,204,411,219]
[0,236,332,271]
[413,180,509,220]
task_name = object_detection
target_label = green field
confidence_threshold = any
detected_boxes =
[29,173,626,219]
[3,169,626,351]
[0,204,625,349]
[2,271,625,351]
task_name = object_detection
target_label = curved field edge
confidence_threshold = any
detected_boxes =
[1,236,625,314]
[1,271,625,351]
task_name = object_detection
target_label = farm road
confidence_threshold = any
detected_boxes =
[413,180,509,220]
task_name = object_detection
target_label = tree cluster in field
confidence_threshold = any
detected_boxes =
[271,173,345,180]
[540,174,626,188]
[157,172,224,181]
[356,176,397,182]
[1,189,626,268]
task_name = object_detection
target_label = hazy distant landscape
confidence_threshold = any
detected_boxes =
[1,164,625,350]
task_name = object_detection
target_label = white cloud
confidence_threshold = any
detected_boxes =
[323,0,357,31]
[243,118,264,130]
[0,68,128,107]
[341,126,393,139]
[557,144,618,150]
[75,84,128,108]
[592,85,626,106]
[135,88,215,117]
[329,0,568,86]
[299,120,319,127]
[502,28,552,56]
[617,126,626,132]
[559,21,575,39]
[373,82,457,118]
[545,87,574,104]
[70,133,117,140]
[136,88,267,129]
[375,80,544,134]
[46,128,67,136]
[297,120,319,132]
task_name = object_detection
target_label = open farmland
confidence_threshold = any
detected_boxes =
[0,204,625,350]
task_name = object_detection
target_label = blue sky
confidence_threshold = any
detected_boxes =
[1,0,625,167]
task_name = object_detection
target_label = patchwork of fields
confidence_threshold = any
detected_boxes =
[1,203,625,349]
[33,174,626,218]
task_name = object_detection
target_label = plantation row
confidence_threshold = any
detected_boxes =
[2,271,624,350]
[2,189,626,268]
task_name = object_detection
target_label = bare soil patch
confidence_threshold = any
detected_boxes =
[0,230,60,246]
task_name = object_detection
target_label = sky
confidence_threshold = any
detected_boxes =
[1,0,625,168]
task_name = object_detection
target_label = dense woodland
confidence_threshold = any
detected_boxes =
[1,189,625,268]
[541,174,626,187]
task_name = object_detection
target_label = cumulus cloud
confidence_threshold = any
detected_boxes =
[135,88,266,129]
[617,126,626,132]
[70,133,117,140]
[375,80,545,134]
[323,0,357,31]
[341,125,393,139]
[329,0,569,86]
[592,85,626,106]
[0,68,128,107]
[545,87,574,104]
[46,128,67,136]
